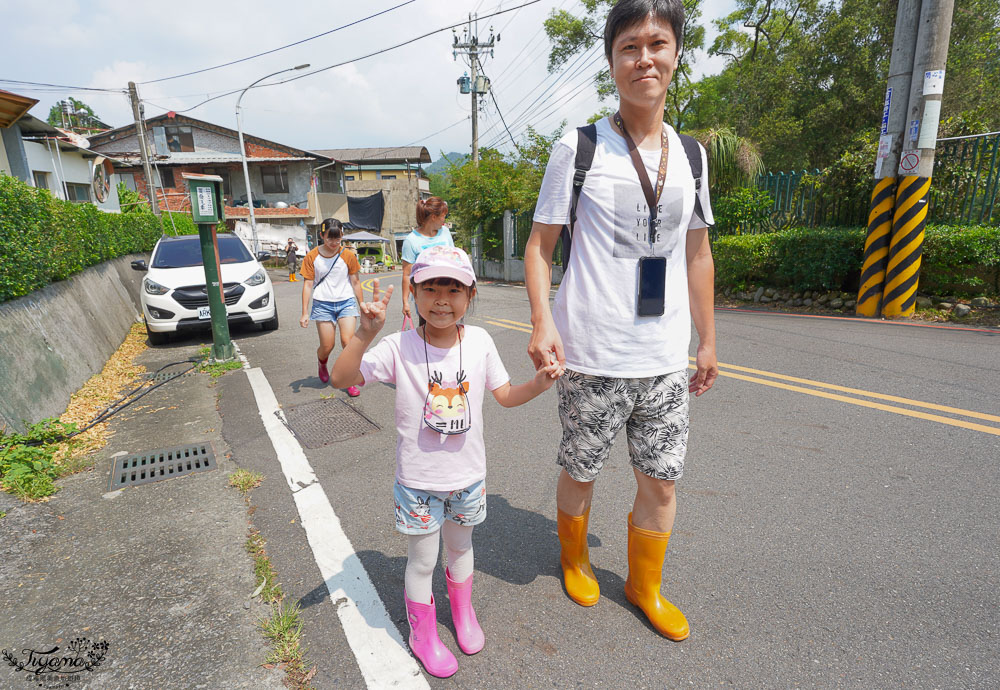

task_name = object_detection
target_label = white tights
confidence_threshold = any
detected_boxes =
[405,521,475,605]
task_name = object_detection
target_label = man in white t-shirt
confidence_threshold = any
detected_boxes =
[524,0,718,642]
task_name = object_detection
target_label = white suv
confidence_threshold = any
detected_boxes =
[132,234,277,345]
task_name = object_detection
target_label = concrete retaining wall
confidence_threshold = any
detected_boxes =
[0,255,146,433]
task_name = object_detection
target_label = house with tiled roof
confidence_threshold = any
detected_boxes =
[88,112,348,228]
[314,145,432,253]
[1,89,123,212]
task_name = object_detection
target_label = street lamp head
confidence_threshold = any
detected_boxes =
[294,64,310,70]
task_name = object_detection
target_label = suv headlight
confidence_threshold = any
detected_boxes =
[143,278,169,295]
[244,268,267,286]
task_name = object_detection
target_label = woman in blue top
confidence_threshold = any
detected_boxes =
[400,196,454,319]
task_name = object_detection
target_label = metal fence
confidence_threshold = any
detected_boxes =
[930,131,1000,225]
[755,131,999,230]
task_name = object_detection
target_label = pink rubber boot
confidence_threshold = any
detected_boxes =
[404,591,458,678]
[446,569,484,654]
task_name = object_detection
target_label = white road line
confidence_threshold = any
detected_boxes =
[244,367,428,689]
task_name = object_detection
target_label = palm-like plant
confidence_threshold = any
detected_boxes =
[688,127,765,198]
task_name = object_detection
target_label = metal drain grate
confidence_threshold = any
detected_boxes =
[108,443,216,491]
[143,371,193,383]
[283,399,381,448]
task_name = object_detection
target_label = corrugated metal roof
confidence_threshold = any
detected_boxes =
[315,146,431,164]
[162,152,317,164]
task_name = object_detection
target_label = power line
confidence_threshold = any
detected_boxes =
[162,0,542,115]
[0,79,123,93]
[492,0,575,83]
[478,41,599,142]
[484,51,603,149]
[139,0,417,84]
[476,57,520,150]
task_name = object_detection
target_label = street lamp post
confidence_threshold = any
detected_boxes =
[236,64,309,254]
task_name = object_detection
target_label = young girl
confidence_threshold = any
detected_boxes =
[400,196,453,320]
[330,245,561,678]
[300,218,364,397]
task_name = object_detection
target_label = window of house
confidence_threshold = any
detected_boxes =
[261,165,288,193]
[318,168,341,193]
[381,175,396,180]
[345,175,355,181]
[66,183,91,202]
[158,168,175,188]
[203,168,232,196]
[116,173,137,191]
[32,171,48,189]
[164,125,194,152]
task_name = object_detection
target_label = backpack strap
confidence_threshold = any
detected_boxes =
[560,123,598,271]
[679,133,708,228]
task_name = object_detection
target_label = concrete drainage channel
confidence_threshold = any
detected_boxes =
[108,442,216,491]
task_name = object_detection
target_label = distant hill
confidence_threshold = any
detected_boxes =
[426,152,468,177]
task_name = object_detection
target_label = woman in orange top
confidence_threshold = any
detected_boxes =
[299,218,364,396]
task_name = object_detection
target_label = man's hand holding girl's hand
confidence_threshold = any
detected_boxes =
[533,360,563,392]
[358,279,394,336]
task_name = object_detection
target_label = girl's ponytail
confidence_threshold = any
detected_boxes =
[416,196,448,226]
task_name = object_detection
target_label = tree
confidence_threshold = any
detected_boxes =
[47,98,105,132]
[544,0,706,130]
[445,126,564,247]
[694,0,1000,170]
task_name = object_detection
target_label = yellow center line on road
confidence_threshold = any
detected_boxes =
[686,357,1000,424]
[477,315,1000,436]
[483,319,532,333]
[360,273,401,294]
[687,364,1000,437]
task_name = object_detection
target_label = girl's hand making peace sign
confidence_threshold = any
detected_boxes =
[358,278,394,336]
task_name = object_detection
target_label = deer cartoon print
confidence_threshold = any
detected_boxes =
[423,369,471,435]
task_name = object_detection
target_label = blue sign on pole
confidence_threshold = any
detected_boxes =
[881,87,892,135]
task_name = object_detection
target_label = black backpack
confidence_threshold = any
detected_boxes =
[560,123,708,270]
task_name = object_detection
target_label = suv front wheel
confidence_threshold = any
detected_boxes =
[145,320,170,346]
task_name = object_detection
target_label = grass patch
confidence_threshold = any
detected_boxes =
[229,469,264,495]
[196,345,243,379]
[231,476,315,688]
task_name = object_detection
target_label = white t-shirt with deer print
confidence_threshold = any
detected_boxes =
[359,325,510,491]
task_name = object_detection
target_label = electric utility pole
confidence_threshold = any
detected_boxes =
[857,0,955,318]
[856,0,920,317]
[453,14,496,167]
[128,81,161,217]
[882,0,955,318]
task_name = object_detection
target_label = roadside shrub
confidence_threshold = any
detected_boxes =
[920,224,1000,296]
[712,187,774,235]
[713,224,1000,295]
[0,174,162,302]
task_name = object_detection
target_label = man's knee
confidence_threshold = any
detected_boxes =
[635,473,676,504]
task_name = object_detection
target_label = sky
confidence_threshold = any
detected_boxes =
[0,0,735,163]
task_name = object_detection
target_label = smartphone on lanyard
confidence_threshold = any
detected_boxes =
[637,255,667,316]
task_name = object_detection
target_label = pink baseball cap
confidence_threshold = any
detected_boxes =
[411,245,476,286]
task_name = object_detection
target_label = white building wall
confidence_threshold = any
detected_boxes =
[23,141,120,211]
[0,138,11,176]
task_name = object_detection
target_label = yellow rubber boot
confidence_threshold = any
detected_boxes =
[625,512,689,641]
[557,508,600,606]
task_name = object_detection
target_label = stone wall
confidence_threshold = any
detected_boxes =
[0,256,146,433]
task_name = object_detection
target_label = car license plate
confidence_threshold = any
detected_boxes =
[198,306,211,320]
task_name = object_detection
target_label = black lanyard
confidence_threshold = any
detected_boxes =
[613,111,669,253]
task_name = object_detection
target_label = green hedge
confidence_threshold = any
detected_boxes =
[713,224,1000,296]
[0,175,196,303]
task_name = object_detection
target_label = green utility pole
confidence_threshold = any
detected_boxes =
[183,173,234,361]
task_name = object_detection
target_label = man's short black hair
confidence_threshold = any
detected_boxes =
[604,0,685,62]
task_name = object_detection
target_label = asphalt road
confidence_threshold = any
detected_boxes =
[222,269,999,689]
